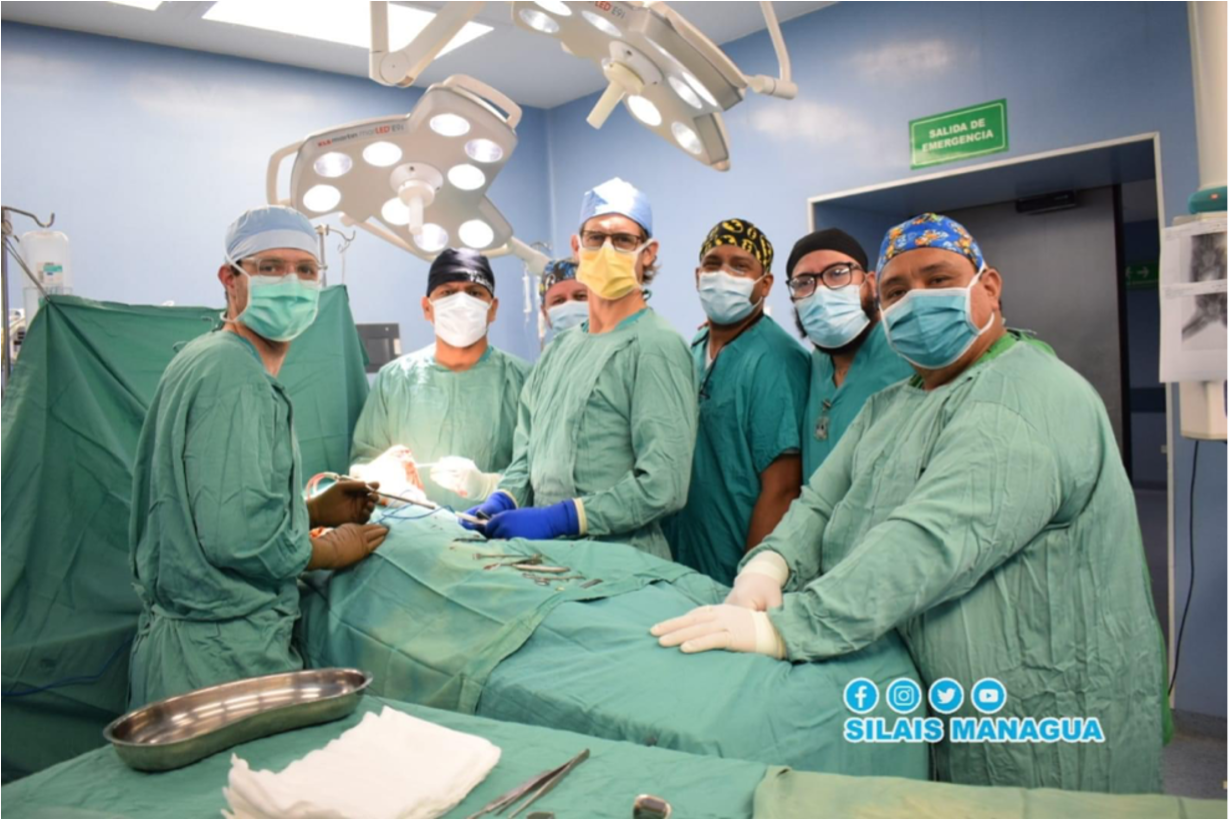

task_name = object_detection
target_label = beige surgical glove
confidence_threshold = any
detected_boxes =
[650,605,785,658]
[430,456,503,501]
[724,552,789,611]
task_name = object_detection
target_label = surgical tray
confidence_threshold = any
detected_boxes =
[103,667,372,772]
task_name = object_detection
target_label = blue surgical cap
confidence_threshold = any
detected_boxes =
[226,205,318,261]
[578,177,653,236]
[877,213,984,273]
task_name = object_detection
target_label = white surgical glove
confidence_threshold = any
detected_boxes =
[724,551,789,611]
[430,456,502,501]
[650,605,785,658]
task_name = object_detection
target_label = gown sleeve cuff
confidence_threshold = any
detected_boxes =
[572,498,588,535]
[743,551,791,586]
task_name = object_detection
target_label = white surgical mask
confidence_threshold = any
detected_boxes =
[795,284,870,349]
[697,269,764,325]
[547,300,589,331]
[432,292,490,348]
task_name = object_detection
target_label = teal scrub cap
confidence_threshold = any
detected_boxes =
[578,177,653,236]
[226,205,318,261]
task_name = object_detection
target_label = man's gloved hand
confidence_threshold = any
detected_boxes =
[430,456,502,500]
[307,480,381,528]
[484,499,580,541]
[724,552,789,610]
[461,490,518,532]
[650,604,785,658]
[307,523,389,570]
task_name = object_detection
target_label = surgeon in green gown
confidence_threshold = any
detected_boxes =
[653,213,1165,793]
[350,249,530,511]
[784,229,912,477]
[464,178,696,559]
[128,206,388,708]
[663,219,808,584]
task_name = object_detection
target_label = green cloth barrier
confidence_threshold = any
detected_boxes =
[752,769,1228,818]
[298,510,929,778]
[1,291,369,783]
[0,696,768,819]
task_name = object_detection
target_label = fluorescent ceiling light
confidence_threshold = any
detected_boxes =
[109,0,163,9]
[203,1,491,54]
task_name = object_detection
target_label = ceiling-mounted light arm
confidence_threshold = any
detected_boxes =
[370,1,486,87]
[267,141,299,206]
[744,1,796,99]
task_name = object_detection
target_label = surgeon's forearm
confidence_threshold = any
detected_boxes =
[745,455,803,551]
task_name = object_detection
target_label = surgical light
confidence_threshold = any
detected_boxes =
[313,152,353,178]
[363,142,402,167]
[302,184,341,213]
[627,95,662,127]
[430,114,471,137]
[581,10,621,37]
[448,164,487,191]
[520,8,561,34]
[510,0,798,171]
[268,74,541,265]
[465,138,504,163]
[459,219,495,249]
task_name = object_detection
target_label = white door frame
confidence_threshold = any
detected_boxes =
[803,132,1177,697]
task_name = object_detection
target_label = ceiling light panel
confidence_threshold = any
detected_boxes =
[205,1,491,54]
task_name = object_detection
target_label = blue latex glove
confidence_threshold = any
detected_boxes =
[484,500,581,541]
[461,490,517,531]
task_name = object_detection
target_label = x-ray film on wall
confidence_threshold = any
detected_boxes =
[1159,217,1227,383]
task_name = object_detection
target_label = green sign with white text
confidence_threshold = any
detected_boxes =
[910,100,1008,169]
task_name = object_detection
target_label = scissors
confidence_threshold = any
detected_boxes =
[465,749,590,819]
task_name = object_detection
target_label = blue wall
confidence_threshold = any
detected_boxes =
[0,22,552,361]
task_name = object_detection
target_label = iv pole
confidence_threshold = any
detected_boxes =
[1,205,55,398]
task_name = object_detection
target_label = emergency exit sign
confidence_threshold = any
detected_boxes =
[910,100,1009,169]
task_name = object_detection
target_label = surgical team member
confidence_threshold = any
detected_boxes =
[540,258,589,337]
[466,178,696,559]
[654,214,1165,793]
[786,229,912,475]
[350,249,530,509]
[664,219,808,584]
[129,206,387,707]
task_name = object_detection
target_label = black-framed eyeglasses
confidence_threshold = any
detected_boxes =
[580,230,646,253]
[787,263,863,299]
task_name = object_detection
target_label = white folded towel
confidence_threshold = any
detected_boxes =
[222,706,502,819]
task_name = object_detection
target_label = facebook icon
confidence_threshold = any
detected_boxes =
[843,677,879,715]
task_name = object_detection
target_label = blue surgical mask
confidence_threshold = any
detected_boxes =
[237,273,321,342]
[698,269,763,325]
[882,267,993,369]
[795,285,870,349]
[547,299,589,332]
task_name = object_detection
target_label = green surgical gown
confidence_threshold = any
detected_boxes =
[663,316,809,584]
[745,332,1165,793]
[802,323,913,478]
[128,331,312,708]
[499,311,696,559]
[350,344,530,511]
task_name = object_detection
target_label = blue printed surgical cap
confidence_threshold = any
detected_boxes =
[578,177,653,236]
[226,205,318,261]
[877,213,984,273]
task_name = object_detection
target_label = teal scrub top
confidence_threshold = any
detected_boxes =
[499,310,696,559]
[350,344,530,511]
[801,323,912,478]
[128,331,313,707]
[743,332,1165,792]
[663,315,809,584]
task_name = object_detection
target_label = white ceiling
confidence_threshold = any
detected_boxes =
[0,1,833,109]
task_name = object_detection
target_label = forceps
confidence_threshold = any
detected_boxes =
[465,748,590,819]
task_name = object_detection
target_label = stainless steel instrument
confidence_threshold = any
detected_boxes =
[465,748,590,819]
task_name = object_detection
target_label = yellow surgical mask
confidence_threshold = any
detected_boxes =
[577,240,649,300]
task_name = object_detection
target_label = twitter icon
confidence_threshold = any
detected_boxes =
[927,677,964,715]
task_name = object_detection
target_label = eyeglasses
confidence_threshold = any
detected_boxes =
[241,256,321,280]
[787,263,863,299]
[580,230,646,253]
